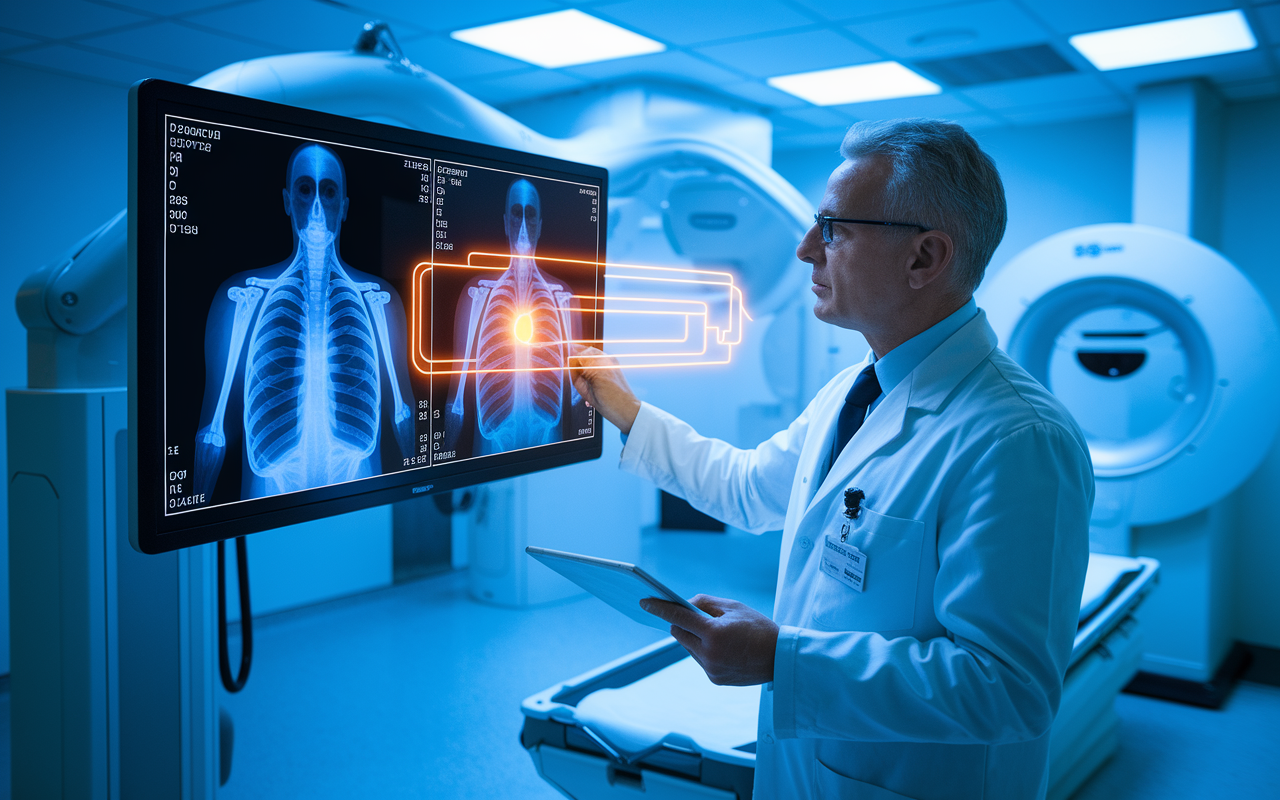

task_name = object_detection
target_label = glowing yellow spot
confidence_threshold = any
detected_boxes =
[514,313,533,344]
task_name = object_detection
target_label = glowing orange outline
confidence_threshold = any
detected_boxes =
[409,252,751,376]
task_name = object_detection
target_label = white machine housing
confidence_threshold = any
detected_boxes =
[981,222,1280,682]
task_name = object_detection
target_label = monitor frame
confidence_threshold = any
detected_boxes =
[128,79,607,554]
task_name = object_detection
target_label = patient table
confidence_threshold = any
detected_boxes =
[521,553,1158,800]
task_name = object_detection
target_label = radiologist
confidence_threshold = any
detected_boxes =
[570,119,1093,800]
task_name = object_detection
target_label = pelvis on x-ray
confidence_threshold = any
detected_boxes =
[193,142,415,500]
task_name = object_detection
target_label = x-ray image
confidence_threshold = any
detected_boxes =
[432,171,598,461]
[445,179,584,455]
[158,112,602,517]
[186,142,418,502]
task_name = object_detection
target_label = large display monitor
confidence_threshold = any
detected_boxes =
[129,80,606,554]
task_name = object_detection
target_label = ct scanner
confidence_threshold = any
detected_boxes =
[12,20,1280,800]
[983,222,1280,689]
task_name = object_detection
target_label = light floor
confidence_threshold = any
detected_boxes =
[2,530,1278,798]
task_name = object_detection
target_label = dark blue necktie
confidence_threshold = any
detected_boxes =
[829,363,882,470]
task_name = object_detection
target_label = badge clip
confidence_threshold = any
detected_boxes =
[843,487,865,520]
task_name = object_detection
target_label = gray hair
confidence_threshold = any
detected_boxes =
[839,119,1006,294]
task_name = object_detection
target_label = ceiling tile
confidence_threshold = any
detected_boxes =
[343,0,560,33]
[455,68,588,106]
[776,106,852,128]
[717,79,809,109]
[944,111,1007,130]
[1002,96,1130,126]
[4,0,152,40]
[560,50,743,85]
[958,72,1119,110]
[80,21,279,76]
[769,113,814,132]
[5,42,198,86]
[1019,0,1237,36]
[400,34,532,82]
[695,29,878,79]
[92,0,253,16]
[1253,3,1280,44]
[188,0,388,52]
[846,1,1053,61]
[1092,48,1273,93]
[829,91,977,118]
[783,0,959,24]
[774,129,846,149]
[592,0,814,46]
[0,31,46,53]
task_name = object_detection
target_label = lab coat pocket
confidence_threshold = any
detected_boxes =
[811,508,924,633]
[815,759,918,800]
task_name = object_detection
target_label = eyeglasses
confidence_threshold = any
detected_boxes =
[813,213,930,244]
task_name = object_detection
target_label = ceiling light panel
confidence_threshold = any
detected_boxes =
[1069,10,1256,72]
[451,9,665,69]
[768,62,942,106]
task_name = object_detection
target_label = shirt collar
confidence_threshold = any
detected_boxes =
[870,298,978,399]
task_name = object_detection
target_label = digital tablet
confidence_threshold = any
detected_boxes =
[525,546,709,632]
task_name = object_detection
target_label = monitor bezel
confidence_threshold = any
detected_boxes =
[128,79,607,555]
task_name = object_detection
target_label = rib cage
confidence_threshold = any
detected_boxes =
[244,254,380,487]
[474,259,567,445]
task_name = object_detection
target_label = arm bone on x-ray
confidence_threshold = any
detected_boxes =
[200,284,264,447]
[450,281,494,418]
[361,288,411,424]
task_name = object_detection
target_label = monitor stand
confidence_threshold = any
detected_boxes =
[7,387,220,799]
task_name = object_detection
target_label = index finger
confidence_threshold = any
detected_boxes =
[640,597,709,635]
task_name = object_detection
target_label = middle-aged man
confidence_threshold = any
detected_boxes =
[570,119,1094,800]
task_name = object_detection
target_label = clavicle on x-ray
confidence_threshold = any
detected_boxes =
[194,143,415,500]
[446,178,583,456]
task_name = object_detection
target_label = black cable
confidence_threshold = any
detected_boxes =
[217,536,253,693]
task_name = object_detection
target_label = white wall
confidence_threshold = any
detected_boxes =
[775,103,1280,650]
[1219,97,1280,650]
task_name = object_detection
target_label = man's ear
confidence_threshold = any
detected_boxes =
[906,230,955,290]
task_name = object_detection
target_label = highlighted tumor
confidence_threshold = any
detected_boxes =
[513,312,534,344]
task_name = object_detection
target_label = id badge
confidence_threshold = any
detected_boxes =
[821,532,867,592]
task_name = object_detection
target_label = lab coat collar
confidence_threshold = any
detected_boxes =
[904,308,999,413]
[806,310,998,514]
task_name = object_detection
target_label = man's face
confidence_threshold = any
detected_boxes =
[505,179,542,256]
[797,157,917,334]
[285,145,347,247]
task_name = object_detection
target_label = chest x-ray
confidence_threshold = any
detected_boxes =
[159,106,604,516]
[192,142,416,500]
[444,178,586,456]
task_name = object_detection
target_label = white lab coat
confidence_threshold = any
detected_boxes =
[619,310,1092,800]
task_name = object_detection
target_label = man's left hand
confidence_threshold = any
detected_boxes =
[640,595,779,686]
